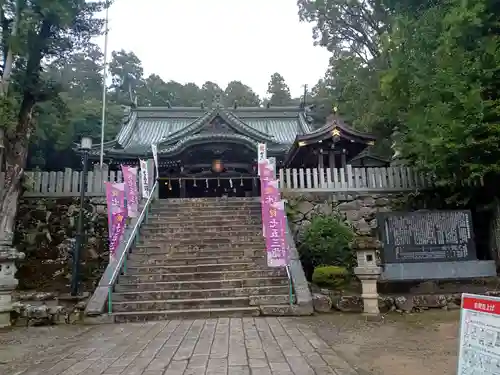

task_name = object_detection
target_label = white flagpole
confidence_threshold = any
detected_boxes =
[99,3,110,167]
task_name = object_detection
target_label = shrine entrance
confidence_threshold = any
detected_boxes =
[158,175,259,199]
[157,138,261,199]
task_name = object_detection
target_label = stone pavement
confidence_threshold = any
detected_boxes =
[0,317,360,375]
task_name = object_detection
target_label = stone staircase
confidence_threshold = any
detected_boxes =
[110,197,294,322]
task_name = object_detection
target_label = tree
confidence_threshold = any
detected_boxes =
[109,49,144,104]
[380,0,500,188]
[0,0,108,241]
[297,0,390,65]
[200,81,224,107]
[267,73,292,106]
[224,81,260,107]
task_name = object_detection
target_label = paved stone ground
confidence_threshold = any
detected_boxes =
[0,317,359,375]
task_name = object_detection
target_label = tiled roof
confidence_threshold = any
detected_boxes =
[99,105,314,156]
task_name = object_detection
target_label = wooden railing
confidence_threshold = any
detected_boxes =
[0,168,124,197]
[0,165,430,197]
[278,166,430,192]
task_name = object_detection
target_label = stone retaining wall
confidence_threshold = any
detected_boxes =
[283,191,405,252]
[14,197,109,292]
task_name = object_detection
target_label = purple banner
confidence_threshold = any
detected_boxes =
[121,165,139,217]
[105,182,126,242]
[109,210,126,258]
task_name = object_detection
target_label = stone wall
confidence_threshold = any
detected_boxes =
[14,197,109,293]
[283,191,406,244]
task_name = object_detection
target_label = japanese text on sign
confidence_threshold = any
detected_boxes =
[457,294,500,375]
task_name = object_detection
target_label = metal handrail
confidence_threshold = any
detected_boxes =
[107,181,158,314]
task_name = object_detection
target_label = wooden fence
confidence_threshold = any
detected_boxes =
[0,168,124,197]
[0,165,430,197]
[278,165,429,192]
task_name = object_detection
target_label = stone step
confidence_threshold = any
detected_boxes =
[134,241,264,250]
[112,306,260,323]
[112,285,291,301]
[120,269,286,283]
[129,248,264,258]
[111,294,293,313]
[137,234,264,243]
[129,247,264,257]
[145,214,261,223]
[114,277,289,292]
[150,205,261,212]
[126,256,263,267]
[125,262,255,274]
[140,223,263,231]
[111,296,251,312]
[140,227,263,236]
[154,198,260,206]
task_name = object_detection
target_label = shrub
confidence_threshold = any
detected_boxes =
[312,265,349,289]
[298,214,355,279]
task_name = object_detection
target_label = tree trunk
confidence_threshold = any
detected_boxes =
[0,102,33,243]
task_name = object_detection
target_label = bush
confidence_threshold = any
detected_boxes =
[312,265,349,289]
[298,214,355,279]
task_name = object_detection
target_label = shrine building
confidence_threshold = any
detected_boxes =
[89,103,377,198]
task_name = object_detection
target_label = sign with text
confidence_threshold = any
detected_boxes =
[457,293,500,374]
[257,143,266,176]
[377,210,476,263]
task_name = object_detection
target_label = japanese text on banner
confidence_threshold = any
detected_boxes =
[121,165,139,217]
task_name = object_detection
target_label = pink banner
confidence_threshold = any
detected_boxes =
[259,160,288,267]
[121,165,139,217]
[105,182,126,242]
[109,210,126,258]
[259,160,275,236]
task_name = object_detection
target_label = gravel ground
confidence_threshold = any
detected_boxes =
[282,310,460,375]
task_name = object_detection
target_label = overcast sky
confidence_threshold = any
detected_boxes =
[99,0,331,98]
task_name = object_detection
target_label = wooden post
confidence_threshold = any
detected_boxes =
[147,159,158,199]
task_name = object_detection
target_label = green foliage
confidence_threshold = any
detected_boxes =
[298,214,355,272]
[312,265,349,289]
[298,0,500,202]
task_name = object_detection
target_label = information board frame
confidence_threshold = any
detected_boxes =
[457,293,500,375]
[377,210,476,264]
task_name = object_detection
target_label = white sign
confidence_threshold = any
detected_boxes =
[139,159,149,199]
[457,293,500,374]
[151,143,159,179]
[257,143,267,176]
[268,157,276,178]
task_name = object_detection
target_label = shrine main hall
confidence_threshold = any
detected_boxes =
[89,103,377,198]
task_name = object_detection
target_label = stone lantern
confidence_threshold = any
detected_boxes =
[0,235,24,327]
[352,219,382,319]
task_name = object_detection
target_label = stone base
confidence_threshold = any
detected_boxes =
[364,313,383,322]
[381,260,496,281]
[0,309,11,327]
[260,304,314,316]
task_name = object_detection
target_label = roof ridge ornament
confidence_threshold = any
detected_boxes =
[214,94,223,108]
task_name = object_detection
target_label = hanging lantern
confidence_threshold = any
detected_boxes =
[193,178,197,187]
[212,159,223,173]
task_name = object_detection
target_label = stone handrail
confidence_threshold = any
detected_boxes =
[284,217,313,313]
[85,181,158,316]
